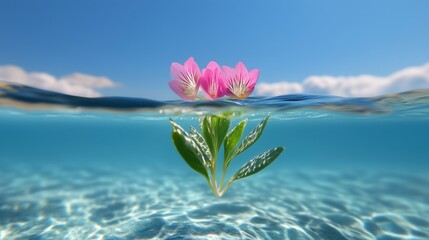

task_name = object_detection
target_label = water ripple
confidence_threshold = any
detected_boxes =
[1,82,429,118]
[0,164,428,239]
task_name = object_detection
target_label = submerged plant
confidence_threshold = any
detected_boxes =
[170,114,284,197]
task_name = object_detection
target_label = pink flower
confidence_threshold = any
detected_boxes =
[222,62,259,99]
[199,61,225,100]
[168,57,201,101]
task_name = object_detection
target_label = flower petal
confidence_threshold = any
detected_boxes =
[235,62,248,79]
[184,57,201,79]
[206,61,220,71]
[200,64,225,100]
[222,65,235,85]
[168,80,197,101]
[213,68,225,99]
[170,62,185,80]
[247,69,260,88]
[245,85,255,98]
[199,69,211,98]
[220,67,235,97]
[169,80,187,100]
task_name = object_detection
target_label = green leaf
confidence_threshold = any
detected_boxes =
[198,117,204,133]
[170,118,188,136]
[233,147,284,180]
[171,131,209,180]
[200,115,230,157]
[189,126,212,167]
[171,118,211,167]
[224,119,247,166]
[230,115,270,160]
[211,115,230,152]
[201,116,215,156]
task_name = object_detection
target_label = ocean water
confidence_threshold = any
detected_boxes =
[1,83,429,240]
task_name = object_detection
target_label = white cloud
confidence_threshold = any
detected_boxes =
[0,65,117,97]
[256,62,429,97]
[257,82,304,96]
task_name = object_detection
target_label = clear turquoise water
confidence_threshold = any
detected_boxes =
[1,83,429,239]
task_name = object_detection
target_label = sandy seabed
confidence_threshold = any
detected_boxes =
[0,163,428,240]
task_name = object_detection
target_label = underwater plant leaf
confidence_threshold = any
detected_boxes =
[171,119,211,165]
[233,147,284,180]
[201,115,230,156]
[171,131,209,180]
[211,115,230,152]
[170,118,188,136]
[189,126,212,167]
[198,117,204,133]
[224,119,247,165]
[201,116,215,156]
[230,115,270,160]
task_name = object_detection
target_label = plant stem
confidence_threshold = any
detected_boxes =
[206,177,218,196]
[210,152,222,197]
[219,177,234,197]
[219,164,227,189]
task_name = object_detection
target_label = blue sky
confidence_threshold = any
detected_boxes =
[1,1,429,99]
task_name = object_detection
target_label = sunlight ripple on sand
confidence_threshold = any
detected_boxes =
[0,164,428,239]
